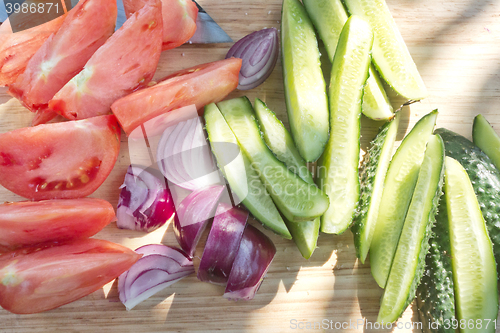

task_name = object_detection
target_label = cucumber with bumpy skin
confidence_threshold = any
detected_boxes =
[352,112,399,263]
[217,97,330,223]
[473,114,500,172]
[370,110,437,288]
[204,103,291,239]
[378,134,444,323]
[343,0,428,101]
[316,15,373,234]
[254,98,319,259]
[435,128,500,278]
[303,0,393,121]
[281,0,329,162]
[444,157,498,333]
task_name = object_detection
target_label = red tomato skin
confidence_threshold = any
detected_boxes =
[0,239,141,314]
[123,0,198,50]
[7,0,117,125]
[111,58,242,135]
[49,0,163,121]
[0,15,67,87]
[0,115,121,200]
[0,198,115,252]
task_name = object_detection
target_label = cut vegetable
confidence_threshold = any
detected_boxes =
[204,103,291,239]
[198,203,248,285]
[217,97,330,222]
[444,157,498,333]
[473,114,500,172]
[281,0,329,162]
[370,110,437,288]
[352,112,400,263]
[302,0,393,121]
[378,134,444,323]
[317,15,373,234]
[118,244,194,310]
[224,224,276,300]
[174,185,225,257]
[343,0,427,100]
[226,28,279,90]
[253,98,318,259]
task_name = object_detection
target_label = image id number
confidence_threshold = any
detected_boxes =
[443,319,497,330]
[5,2,61,14]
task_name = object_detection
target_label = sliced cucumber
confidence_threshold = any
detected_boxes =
[370,110,437,288]
[253,98,319,259]
[343,0,427,101]
[352,112,400,263]
[303,0,393,121]
[204,103,291,239]
[281,0,329,162]
[445,157,498,333]
[378,134,444,323]
[317,15,373,234]
[416,198,456,333]
[217,97,329,222]
[473,114,500,172]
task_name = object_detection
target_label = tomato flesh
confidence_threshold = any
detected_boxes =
[8,0,117,125]
[0,115,121,200]
[0,198,115,252]
[49,0,163,121]
[0,239,140,314]
[111,58,242,135]
[123,0,198,50]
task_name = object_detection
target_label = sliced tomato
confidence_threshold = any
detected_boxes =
[8,0,117,125]
[49,0,163,121]
[0,115,121,200]
[111,58,242,135]
[0,15,67,86]
[0,198,115,252]
[0,239,140,314]
[123,0,198,50]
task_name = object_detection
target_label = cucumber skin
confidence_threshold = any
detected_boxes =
[435,128,500,278]
[281,0,329,162]
[416,198,456,333]
[352,113,398,263]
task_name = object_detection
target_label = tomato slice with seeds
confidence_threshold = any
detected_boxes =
[0,239,141,314]
[0,115,121,200]
[0,198,115,252]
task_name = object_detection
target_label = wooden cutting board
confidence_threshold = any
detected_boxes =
[2,0,500,331]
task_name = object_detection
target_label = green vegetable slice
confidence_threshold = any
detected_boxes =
[473,114,500,172]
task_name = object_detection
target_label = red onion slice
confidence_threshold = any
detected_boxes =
[174,185,225,257]
[116,166,176,232]
[118,244,194,310]
[223,224,276,300]
[226,28,279,90]
[197,203,249,285]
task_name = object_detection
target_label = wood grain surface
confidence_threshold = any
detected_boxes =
[2,0,500,332]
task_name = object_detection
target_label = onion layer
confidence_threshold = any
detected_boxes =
[226,28,279,90]
[197,203,249,285]
[116,166,176,232]
[118,244,194,311]
[174,185,225,257]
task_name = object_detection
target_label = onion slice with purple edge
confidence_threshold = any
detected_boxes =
[118,244,194,311]
[116,166,176,232]
[157,117,221,191]
[224,224,276,300]
[174,185,225,257]
[197,202,249,285]
[226,28,279,90]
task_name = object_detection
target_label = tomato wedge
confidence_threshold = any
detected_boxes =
[0,15,67,86]
[123,0,198,50]
[8,0,117,126]
[49,0,163,121]
[0,239,141,314]
[0,198,115,252]
[111,58,242,135]
[0,115,121,200]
